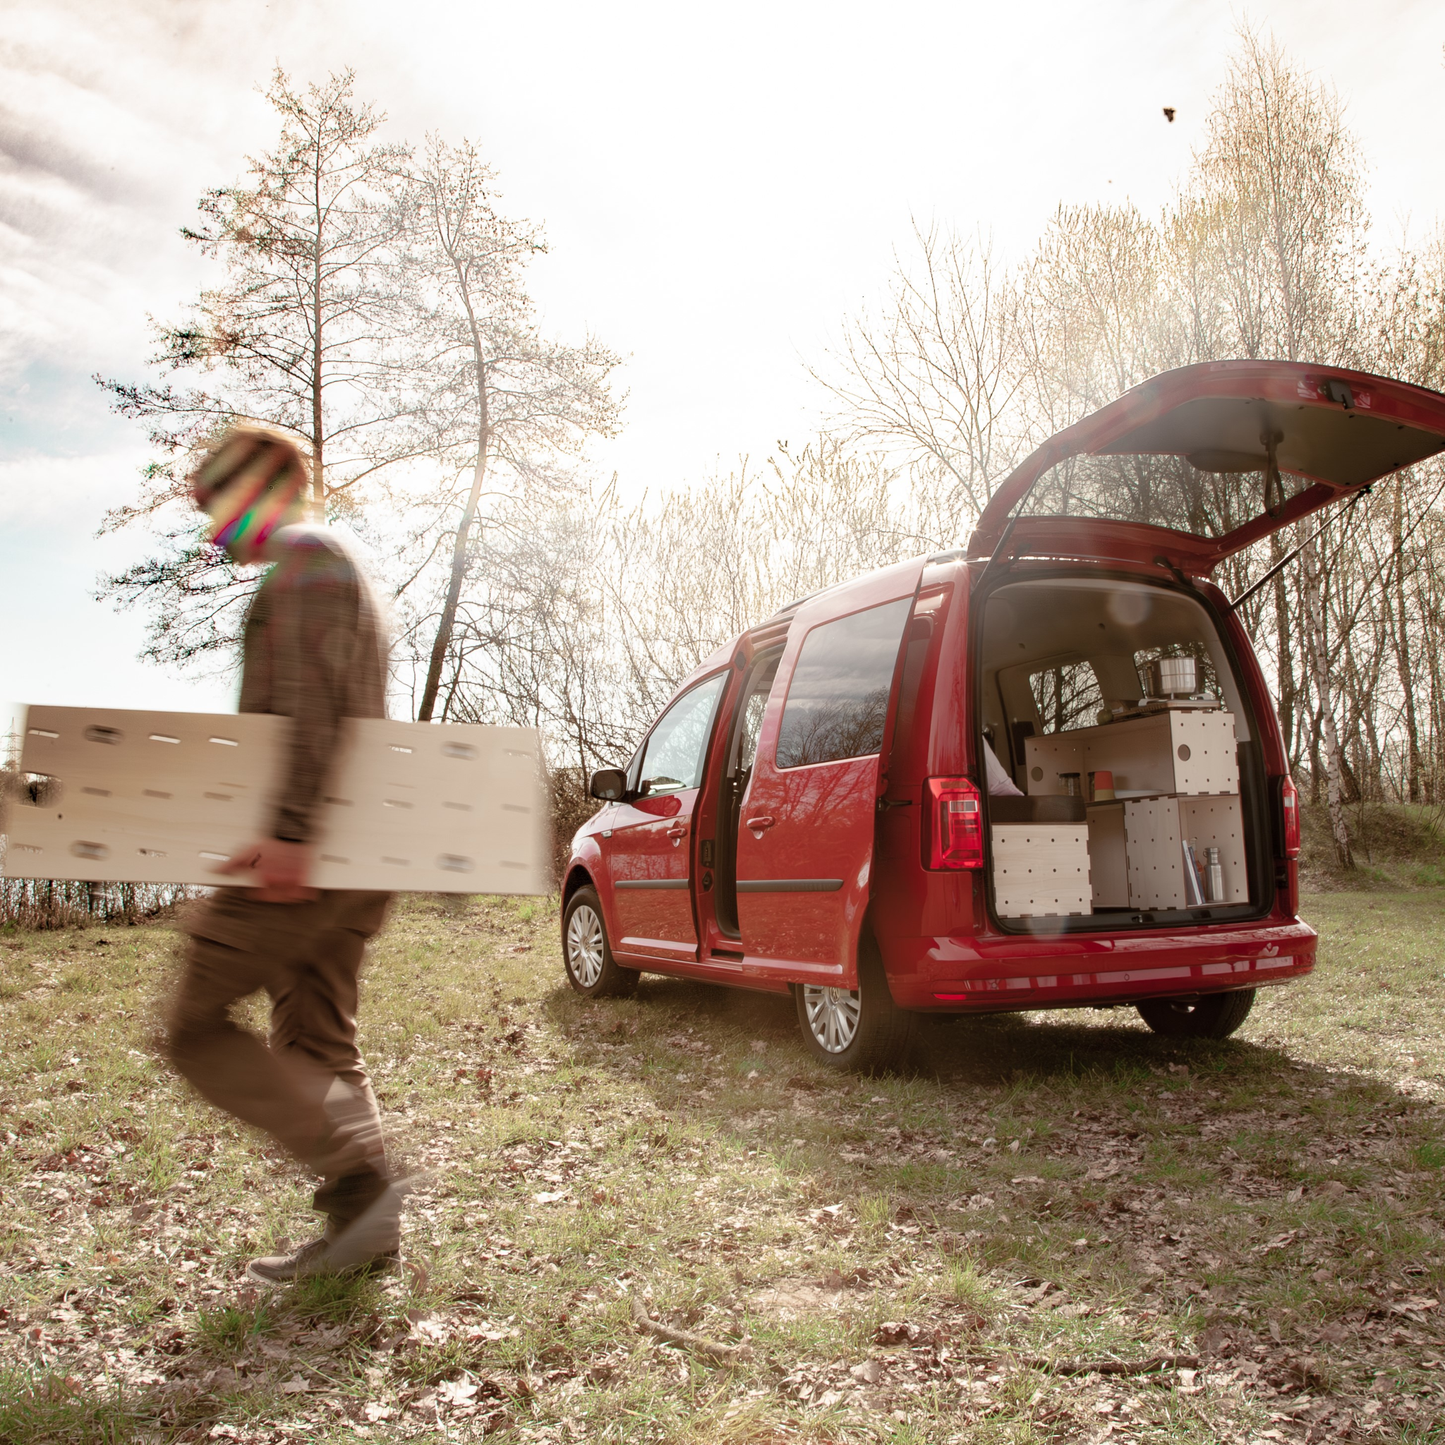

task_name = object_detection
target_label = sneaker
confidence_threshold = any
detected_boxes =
[246,1234,401,1283]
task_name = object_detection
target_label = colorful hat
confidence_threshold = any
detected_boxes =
[190,426,310,553]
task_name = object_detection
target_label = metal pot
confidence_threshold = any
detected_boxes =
[1149,656,1197,698]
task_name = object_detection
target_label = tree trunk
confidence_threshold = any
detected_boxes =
[1425,564,1444,805]
[1391,486,1423,802]
[418,446,487,723]
[311,156,326,508]
[1300,537,1354,869]
[418,264,492,723]
[1271,533,1296,761]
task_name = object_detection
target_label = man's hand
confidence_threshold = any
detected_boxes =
[212,838,319,902]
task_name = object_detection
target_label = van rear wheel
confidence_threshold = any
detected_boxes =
[562,886,638,999]
[1136,988,1255,1040]
[794,943,915,1073]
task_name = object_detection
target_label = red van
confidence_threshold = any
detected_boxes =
[560,361,1445,1070]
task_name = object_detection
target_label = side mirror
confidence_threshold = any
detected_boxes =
[589,768,627,801]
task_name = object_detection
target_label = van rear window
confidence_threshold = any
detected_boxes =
[1020,451,1313,537]
[775,599,911,769]
[1029,662,1104,733]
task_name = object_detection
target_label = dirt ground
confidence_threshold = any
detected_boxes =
[1,889,1442,1442]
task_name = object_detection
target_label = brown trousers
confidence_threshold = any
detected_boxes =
[166,888,394,1231]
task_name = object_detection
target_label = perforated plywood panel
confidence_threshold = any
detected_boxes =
[1177,795,1247,904]
[1162,712,1240,796]
[1023,733,1085,795]
[991,822,1091,916]
[1025,710,1238,800]
[2,707,548,895]
[1122,794,1246,909]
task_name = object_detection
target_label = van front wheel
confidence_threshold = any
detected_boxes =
[794,945,915,1073]
[1136,988,1255,1040]
[562,886,638,999]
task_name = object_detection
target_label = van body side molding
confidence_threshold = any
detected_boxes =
[614,879,690,890]
[737,878,844,893]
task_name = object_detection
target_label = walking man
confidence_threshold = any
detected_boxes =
[166,425,403,1281]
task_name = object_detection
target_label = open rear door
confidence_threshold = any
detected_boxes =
[968,361,1445,574]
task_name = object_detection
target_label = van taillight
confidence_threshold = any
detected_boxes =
[1279,776,1301,859]
[927,777,984,869]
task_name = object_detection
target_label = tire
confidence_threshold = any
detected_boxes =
[794,939,916,1073]
[561,886,638,999]
[1136,988,1255,1040]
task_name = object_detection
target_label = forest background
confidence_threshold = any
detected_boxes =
[8,24,1445,899]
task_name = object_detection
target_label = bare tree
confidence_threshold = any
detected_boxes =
[392,136,622,722]
[98,69,414,663]
[815,225,1022,536]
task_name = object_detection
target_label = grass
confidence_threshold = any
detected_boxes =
[1300,799,1445,890]
[0,889,1440,1442]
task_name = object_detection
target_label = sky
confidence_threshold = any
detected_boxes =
[2,0,1442,740]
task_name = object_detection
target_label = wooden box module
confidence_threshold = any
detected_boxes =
[1086,795,1247,911]
[1024,708,1239,799]
[1,706,549,895]
[991,823,1091,917]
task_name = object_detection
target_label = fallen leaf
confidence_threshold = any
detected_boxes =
[437,1378,479,1406]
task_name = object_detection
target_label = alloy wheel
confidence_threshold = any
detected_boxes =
[566,903,606,988]
[801,984,861,1053]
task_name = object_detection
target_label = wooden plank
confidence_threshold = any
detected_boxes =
[1178,795,1247,904]
[1124,797,1187,909]
[2,707,549,895]
[1026,710,1239,800]
[1086,802,1128,907]
[1122,794,1247,908]
[991,823,1092,916]
[1023,734,1084,795]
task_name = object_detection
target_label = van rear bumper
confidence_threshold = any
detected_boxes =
[883,918,1316,1012]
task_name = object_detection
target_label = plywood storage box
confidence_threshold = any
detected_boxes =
[990,820,1092,917]
[1025,709,1239,800]
[2,705,550,895]
[1122,795,1247,910]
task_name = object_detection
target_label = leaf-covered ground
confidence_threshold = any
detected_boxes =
[0,890,1442,1442]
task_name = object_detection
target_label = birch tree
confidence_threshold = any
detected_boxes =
[98,68,412,663]
[392,137,622,722]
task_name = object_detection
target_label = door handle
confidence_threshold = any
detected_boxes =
[745,815,776,831]
[665,823,688,838]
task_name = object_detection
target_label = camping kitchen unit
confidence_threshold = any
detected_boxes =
[560,360,1445,1070]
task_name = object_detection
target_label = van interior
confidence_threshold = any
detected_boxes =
[979,576,1271,929]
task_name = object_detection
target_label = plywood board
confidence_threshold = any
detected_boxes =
[1022,733,1084,795]
[2,707,549,895]
[1177,795,1248,904]
[991,823,1091,916]
[1122,794,1246,909]
[1123,797,1188,909]
[1086,802,1128,907]
[1025,710,1238,799]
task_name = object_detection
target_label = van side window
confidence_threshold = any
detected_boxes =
[1029,662,1103,733]
[637,674,726,795]
[733,655,781,778]
[775,598,912,769]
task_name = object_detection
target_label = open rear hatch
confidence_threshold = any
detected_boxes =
[967,360,1445,573]
[969,360,1445,933]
